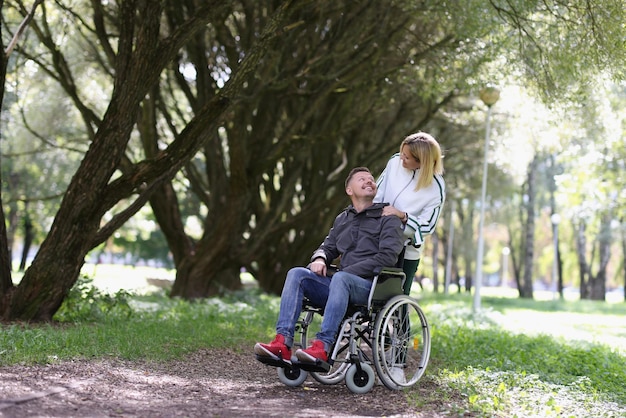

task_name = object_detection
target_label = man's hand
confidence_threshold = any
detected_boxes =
[310,259,327,276]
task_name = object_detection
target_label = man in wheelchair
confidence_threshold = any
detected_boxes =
[254,167,405,369]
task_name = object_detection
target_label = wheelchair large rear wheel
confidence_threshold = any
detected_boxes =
[372,295,431,390]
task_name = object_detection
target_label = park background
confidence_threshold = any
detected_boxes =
[0,1,625,416]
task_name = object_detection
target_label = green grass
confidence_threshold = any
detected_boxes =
[418,292,626,417]
[0,279,279,364]
[1,275,625,417]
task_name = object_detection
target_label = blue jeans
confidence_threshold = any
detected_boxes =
[276,267,373,352]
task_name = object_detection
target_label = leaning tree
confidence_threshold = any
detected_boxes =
[0,0,303,321]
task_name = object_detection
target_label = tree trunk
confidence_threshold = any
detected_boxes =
[172,250,241,298]
[5,175,20,267]
[589,214,611,301]
[557,244,563,299]
[1,0,172,320]
[457,201,474,293]
[575,221,590,299]
[170,187,248,298]
[510,183,525,295]
[0,206,11,295]
[452,258,460,294]
[589,271,606,301]
[519,156,536,299]
[547,153,563,299]
[0,15,13,295]
[0,0,297,321]
[508,230,521,294]
[19,209,33,271]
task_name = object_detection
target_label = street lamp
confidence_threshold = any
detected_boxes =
[550,213,561,300]
[473,86,500,313]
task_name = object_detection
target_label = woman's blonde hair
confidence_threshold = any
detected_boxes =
[401,132,444,191]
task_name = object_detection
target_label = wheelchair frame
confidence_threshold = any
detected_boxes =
[274,267,431,394]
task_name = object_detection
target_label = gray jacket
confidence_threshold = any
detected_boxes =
[310,202,404,279]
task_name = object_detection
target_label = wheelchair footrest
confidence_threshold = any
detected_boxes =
[292,359,331,373]
[255,354,293,369]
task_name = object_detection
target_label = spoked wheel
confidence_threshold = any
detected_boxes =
[345,363,376,394]
[372,295,431,390]
[278,366,308,387]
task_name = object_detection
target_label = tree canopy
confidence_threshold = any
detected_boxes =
[1,0,624,321]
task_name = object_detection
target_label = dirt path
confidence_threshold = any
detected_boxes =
[0,348,447,417]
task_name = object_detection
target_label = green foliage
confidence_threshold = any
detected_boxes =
[53,275,134,323]
[111,227,174,268]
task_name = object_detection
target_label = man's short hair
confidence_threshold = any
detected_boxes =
[345,167,372,188]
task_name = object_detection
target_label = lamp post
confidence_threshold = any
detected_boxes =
[473,86,500,313]
[550,213,561,300]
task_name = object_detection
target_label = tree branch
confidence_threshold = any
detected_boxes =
[4,0,43,57]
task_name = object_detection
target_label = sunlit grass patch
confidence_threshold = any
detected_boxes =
[420,295,626,417]
[489,308,626,355]
[81,263,175,294]
[439,367,626,417]
[421,291,626,355]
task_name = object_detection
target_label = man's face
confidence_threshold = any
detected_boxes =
[346,171,377,198]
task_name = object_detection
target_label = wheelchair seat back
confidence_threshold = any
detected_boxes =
[367,267,406,310]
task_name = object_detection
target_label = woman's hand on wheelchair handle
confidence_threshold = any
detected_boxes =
[382,205,405,220]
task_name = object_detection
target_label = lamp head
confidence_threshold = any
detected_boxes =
[480,86,500,107]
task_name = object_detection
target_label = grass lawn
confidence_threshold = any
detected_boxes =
[419,289,626,417]
[2,265,625,417]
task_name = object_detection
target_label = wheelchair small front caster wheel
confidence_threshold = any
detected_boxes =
[278,366,308,387]
[345,363,375,394]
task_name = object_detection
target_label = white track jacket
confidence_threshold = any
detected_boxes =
[374,153,446,260]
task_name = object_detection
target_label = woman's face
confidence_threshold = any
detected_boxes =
[400,145,421,170]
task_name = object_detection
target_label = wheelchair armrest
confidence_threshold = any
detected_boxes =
[327,264,338,277]
[378,267,404,276]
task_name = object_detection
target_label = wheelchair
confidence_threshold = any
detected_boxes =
[259,265,431,394]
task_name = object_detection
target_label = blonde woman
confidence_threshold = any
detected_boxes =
[375,132,446,294]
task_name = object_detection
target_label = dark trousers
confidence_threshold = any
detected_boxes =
[402,259,420,295]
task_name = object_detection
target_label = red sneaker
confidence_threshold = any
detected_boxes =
[295,340,328,363]
[254,334,292,364]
